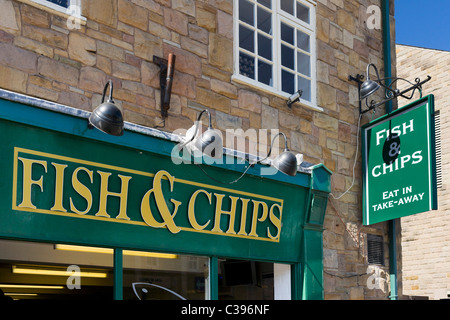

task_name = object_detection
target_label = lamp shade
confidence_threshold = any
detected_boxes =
[360,79,381,100]
[88,80,124,136]
[273,149,298,176]
[89,101,124,136]
[194,127,223,159]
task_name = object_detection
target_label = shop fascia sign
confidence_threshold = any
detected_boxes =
[13,147,283,242]
[0,95,330,263]
[362,95,438,225]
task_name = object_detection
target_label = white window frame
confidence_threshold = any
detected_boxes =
[17,0,86,24]
[232,0,321,112]
[33,0,83,18]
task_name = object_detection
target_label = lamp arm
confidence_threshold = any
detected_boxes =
[178,109,212,149]
[102,80,114,103]
[366,63,381,81]
[256,132,288,163]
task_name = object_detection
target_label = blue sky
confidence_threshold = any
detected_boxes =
[395,0,450,51]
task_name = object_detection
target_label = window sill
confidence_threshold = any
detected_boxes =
[16,0,87,26]
[231,74,323,113]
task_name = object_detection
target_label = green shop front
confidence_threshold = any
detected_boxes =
[0,89,331,300]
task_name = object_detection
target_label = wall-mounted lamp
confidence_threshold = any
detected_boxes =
[349,63,431,115]
[154,53,176,118]
[88,80,124,136]
[287,90,303,108]
[266,132,298,176]
[180,109,223,159]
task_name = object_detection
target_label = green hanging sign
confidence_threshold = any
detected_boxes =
[362,95,438,225]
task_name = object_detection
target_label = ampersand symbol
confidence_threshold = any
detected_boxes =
[382,134,401,165]
[140,170,182,234]
[388,141,400,157]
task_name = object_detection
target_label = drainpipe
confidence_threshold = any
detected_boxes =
[381,0,398,300]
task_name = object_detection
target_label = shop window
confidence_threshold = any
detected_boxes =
[218,259,274,300]
[123,253,209,300]
[0,240,113,300]
[234,0,317,109]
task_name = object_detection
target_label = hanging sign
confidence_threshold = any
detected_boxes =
[362,95,438,225]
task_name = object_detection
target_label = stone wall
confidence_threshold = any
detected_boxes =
[0,0,396,299]
[397,44,450,300]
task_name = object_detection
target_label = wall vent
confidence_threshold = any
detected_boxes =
[367,234,384,265]
[435,110,442,188]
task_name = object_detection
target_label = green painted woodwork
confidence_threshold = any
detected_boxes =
[0,96,331,299]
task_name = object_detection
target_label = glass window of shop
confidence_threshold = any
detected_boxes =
[0,239,280,300]
[123,253,208,300]
[0,239,209,300]
[0,239,114,300]
[218,259,274,300]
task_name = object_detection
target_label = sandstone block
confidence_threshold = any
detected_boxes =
[172,0,196,17]
[0,0,20,35]
[135,29,163,61]
[79,66,107,93]
[208,34,233,73]
[197,7,216,32]
[238,90,261,113]
[68,33,96,66]
[0,42,37,73]
[118,0,148,30]
[313,112,339,131]
[0,64,27,93]
[38,56,79,87]
[164,7,188,36]
[196,87,230,113]
[112,60,140,81]
[83,0,117,27]
[22,25,68,50]
[210,79,237,99]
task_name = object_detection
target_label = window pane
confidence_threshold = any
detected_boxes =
[282,70,295,94]
[239,52,255,79]
[47,0,69,8]
[239,0,254,25]
[281,45,294,70]
[298,76,311,101]
[297,30,310,52]
[258,34,272,60]
[239,25,255,52]
[124,254,208,300]
[280,22,294,45]
[280,0,294,15]
[0,240,113,300]
[296,2,310,23]
[258,61,273,86]
[257,7,272,34]
[297,51,310,76]
[258,0,271,9]
[218,259,274,300]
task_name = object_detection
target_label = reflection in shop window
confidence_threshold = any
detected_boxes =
[0,240,113,300]
[219,259,274,300]
[123,254,209,300]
